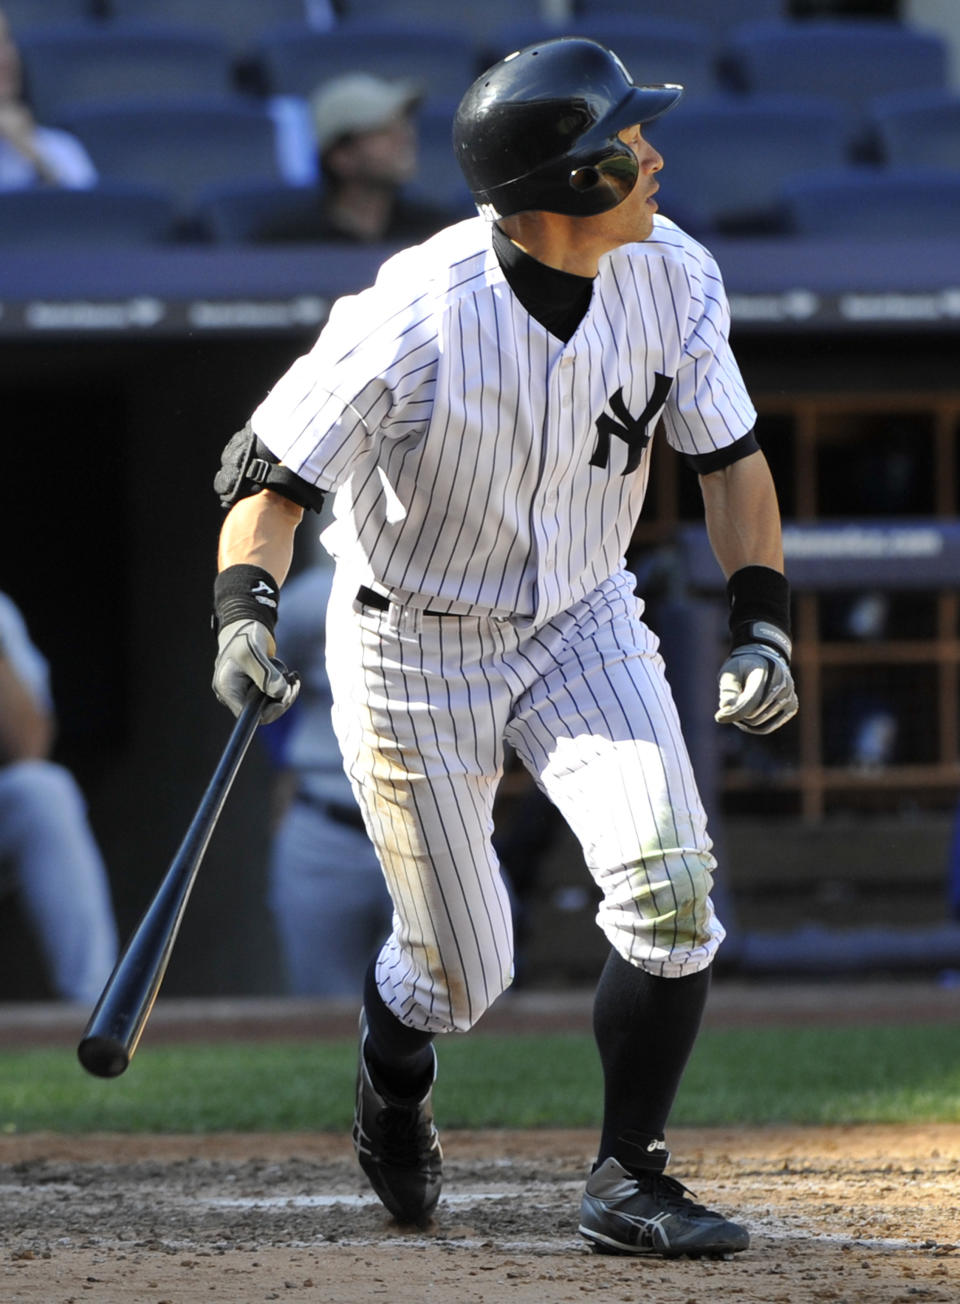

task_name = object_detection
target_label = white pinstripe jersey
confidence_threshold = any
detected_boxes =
[252,214,756,626]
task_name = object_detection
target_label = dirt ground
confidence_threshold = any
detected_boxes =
[1,983,958,1303]
[1,1125,958,1304]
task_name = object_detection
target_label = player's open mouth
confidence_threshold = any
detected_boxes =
[646,184,659,208]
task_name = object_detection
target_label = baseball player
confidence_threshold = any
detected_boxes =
[210,38,797,1258]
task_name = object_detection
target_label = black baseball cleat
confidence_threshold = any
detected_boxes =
[352,1014,442,1226]
[579,1157,750,1259]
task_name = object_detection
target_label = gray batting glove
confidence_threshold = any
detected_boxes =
[715,643,798,735]
[212,618,300,723]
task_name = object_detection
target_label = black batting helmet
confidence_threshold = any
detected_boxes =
[453,37,682,220]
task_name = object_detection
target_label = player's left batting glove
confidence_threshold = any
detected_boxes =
[714,565,798,736]
[212,565,300,723]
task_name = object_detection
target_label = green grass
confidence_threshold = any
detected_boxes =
[0,1025,958,1135]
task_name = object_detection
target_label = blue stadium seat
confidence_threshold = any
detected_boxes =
[0,181,177,246]
[106,0,318,58]
[0,0,97,35]
[483,18,716,101]
[193,179,323,242]
[647,94,847,235]
[780,166,960,237]
[338,0,545,45]
[869,89,960,172]
[415,100,475,213]
[575,0,786,50]
[254,21,478,103]
[722,20,949,144]
[64,98,282,215]
[16,22,234,122]
[194,174,471,243]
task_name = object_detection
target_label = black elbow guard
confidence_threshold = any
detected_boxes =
[213,422,327,512]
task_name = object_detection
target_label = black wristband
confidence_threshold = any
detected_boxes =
[213,564,280,635]
[727,565,791,659]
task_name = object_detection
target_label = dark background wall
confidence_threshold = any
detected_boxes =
[0,333,313,998]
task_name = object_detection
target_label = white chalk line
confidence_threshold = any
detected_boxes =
[206,1185,581,1211]
[5,1184,954,1257]
[199,1191,956,1254]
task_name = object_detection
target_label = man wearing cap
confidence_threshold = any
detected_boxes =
[262,71,462,244]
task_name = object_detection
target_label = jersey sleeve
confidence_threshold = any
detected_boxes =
[659,245,757,466]
[250,277,439,494]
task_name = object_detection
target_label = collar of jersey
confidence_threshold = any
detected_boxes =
[491,222,594,343]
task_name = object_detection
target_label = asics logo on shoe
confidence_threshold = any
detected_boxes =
[615,1209,673,1252]
[646,1139,668,1154]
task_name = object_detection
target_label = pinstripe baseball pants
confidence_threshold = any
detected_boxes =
[325,566,724,1035]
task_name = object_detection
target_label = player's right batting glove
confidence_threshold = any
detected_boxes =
[715,565,798,736]
[212,565,300,723]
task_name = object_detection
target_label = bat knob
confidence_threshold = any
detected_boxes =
[77,1036,130,1079]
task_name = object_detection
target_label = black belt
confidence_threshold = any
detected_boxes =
[294,788,367,832]
[356,584,452,618]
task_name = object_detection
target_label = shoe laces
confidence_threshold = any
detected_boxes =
[634,1171,710,1218]
[374,1102,432,1166]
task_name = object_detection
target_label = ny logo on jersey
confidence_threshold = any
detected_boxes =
[590,373,674,474]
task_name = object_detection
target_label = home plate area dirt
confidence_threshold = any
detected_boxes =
[1,1124,958,1304]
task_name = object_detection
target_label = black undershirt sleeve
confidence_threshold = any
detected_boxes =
[683,430,760,473]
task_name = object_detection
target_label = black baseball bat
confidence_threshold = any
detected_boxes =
[77,692,267,1078]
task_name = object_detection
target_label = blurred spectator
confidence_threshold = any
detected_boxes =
[0,591,118,1004]
[262,71,462,243]
[264,562,392,997]
[0,8,97,189]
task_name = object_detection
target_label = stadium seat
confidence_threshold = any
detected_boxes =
[0,181,177,246]
[415,100,476,213]
[193,179,323,243]
[780,166,960,237]
[105,0,322,58]
[482,18,716,101]
[64,98,283,216]
[721,20,950,146]
[1,0,98,34]
[253,21,478,103]
[869,89,960,172]
[16,22,234,122]
[647,94,847,235]
[575,0,786,50]
[337,0,546,45]
[196,175,472,244]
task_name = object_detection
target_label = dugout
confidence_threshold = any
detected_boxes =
[1,235,959,997]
